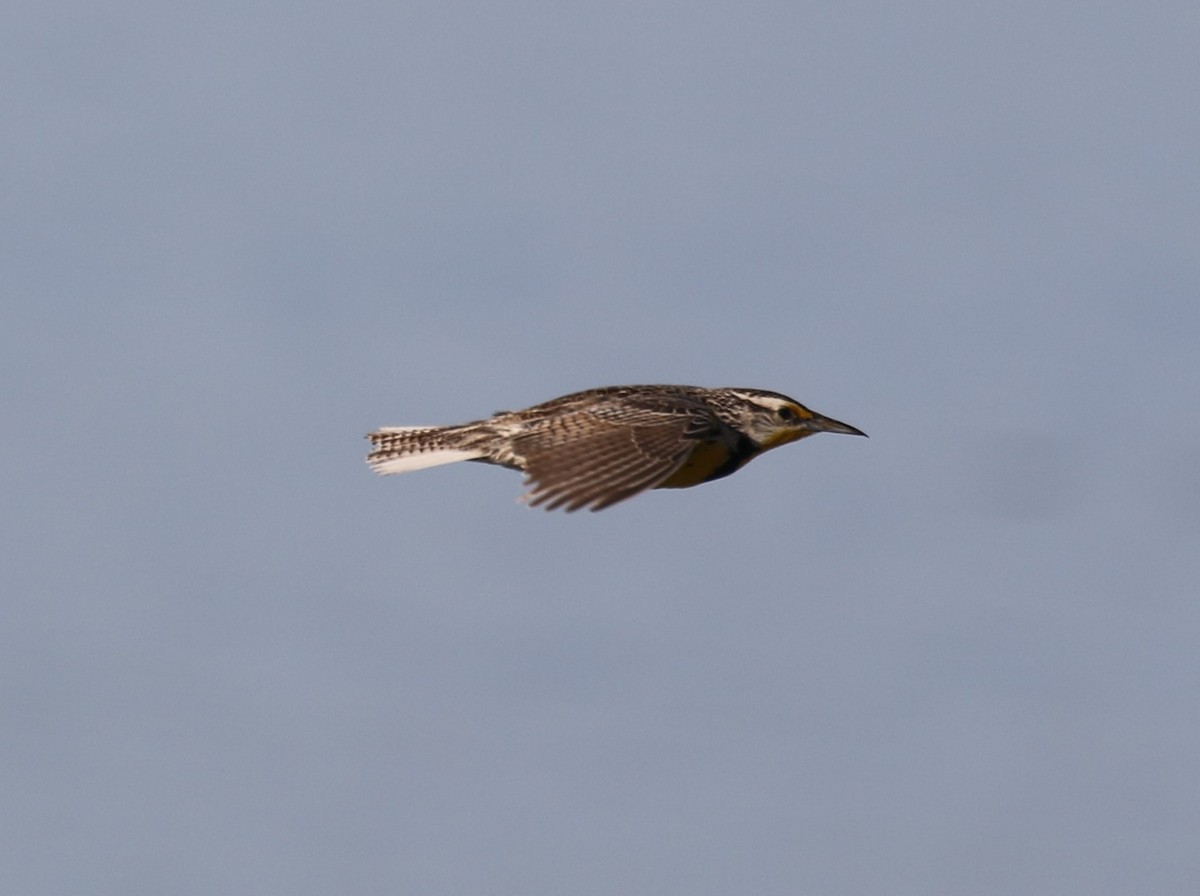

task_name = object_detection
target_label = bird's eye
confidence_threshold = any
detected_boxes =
[777,406,797,422]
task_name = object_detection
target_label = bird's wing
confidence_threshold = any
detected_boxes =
[512,402,715,512]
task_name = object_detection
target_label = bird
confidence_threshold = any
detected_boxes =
[366,384,866,512]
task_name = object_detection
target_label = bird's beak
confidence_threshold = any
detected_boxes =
[806,414,868,438]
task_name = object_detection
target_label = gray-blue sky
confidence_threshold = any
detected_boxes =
[5,2,1199,893]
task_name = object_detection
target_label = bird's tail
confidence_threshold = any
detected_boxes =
[365,424,488,475]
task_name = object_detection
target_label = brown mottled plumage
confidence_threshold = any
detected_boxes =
[366,385,865,511]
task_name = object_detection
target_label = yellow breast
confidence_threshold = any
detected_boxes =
[658,440,737,489]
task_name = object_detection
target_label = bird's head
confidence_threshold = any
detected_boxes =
[727,389,868,448]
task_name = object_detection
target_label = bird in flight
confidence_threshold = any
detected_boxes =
[366,384,865,512]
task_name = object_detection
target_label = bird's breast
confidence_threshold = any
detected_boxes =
[657,438,754,489]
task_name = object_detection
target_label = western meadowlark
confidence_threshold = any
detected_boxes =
[366,384,865,512]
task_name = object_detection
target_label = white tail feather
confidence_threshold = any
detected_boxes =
[369,448,484,475]
[367,425,486,476]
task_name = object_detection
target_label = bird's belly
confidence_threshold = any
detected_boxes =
[657,440,738,489]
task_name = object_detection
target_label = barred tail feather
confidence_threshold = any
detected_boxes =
[366,425,486,476]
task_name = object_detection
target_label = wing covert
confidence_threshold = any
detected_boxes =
[513,402,715,511]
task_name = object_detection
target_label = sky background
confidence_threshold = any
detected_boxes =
[5,2,1200,893]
